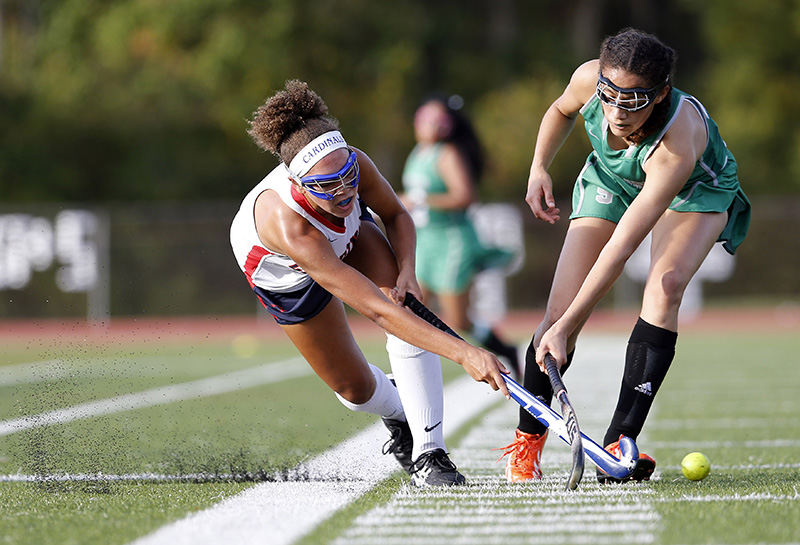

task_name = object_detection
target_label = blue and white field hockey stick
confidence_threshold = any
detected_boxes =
[403,292,638,481]
[544,352,584,490]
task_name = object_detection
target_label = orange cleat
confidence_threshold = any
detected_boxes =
[597,435,656,484]
[496,429,548,483]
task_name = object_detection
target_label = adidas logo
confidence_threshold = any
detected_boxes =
[635,382,653,396]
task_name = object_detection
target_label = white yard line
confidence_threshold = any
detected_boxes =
[333,406,660,545]
[0,358,309,437]
[649,439,800,449]
[648,416,798,430]
[130,374,502,545]
[0,359,66,386]
[335,335,660,545]
[655,492,800,503]
[0,354,240,386]
[0,473,245,483]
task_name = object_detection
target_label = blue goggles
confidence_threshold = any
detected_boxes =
[296,149,360,200]
[596,74,667,112]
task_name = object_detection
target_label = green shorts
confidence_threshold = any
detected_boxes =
[569,154,751,254]
[415,220,513,293]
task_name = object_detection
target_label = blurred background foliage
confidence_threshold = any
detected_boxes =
[3,0,799,204]
[2,0,799,317]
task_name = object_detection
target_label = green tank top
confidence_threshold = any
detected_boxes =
[580,88,737,192]
[401,143,468,226]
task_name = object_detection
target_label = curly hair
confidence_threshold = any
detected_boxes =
[599,28,677,144]
[247,80,340,164]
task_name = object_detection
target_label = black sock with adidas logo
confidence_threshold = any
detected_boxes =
[517,341,574,436]
[603,317,677,447]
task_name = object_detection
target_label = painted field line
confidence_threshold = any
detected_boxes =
[649,439,800,449]
[338,537,651,545]
[0,472,282,483]
[334,336,658,545]
[0,358,309,437]
[334,409,657,545]
[0,355,221,385]
[648,417,798,430]
[0,359,65,386]
[661,462,800,471]
[654,491,800,503]
[131,375,500,545]
[7,460,798,483]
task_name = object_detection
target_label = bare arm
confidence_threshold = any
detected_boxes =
[292,224,509,395]
[526,60,598,223]
[353,148,420,299]
[537,101,706,365]
[425,144,476,211]
[255,161,510,395]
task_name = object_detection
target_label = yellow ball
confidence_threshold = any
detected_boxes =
[231,334,259,358]
[681,452,710,481]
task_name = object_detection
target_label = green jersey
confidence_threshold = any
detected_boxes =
[401,143,468,226]
[571,88,750,254]
[401,143,512,292]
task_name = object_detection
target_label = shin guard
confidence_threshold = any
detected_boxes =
[518,340,573,436]
[603,318,677,446]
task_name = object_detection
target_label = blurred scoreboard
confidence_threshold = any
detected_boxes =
[0,210,109,321]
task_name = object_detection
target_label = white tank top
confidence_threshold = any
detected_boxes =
[230,163,362,292]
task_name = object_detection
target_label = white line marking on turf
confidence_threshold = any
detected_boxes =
[334,337,660,545]
[655,491,800,503]
[649,439,800,449]
[0,358,309,437]
[0,354,245,385]
[130,375,501,545]
[0,359,66,386]
[648,416,798,430]
[335,407,658,545]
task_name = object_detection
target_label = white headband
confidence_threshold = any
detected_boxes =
[288,130,348,177]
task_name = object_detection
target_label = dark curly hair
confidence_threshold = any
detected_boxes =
[247,80,340,164]
[599,28,677,144]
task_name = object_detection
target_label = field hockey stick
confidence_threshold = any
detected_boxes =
[544,353,584,490]
[402,292,638,480]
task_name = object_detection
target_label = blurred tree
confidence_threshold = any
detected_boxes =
[0,0,795,203]
[680,0,800,193]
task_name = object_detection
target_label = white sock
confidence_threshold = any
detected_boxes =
[385,334,446,460]
[334,363,405,421]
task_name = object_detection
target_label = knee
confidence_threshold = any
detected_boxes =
[332,373,375,405]
[646,268,689,309]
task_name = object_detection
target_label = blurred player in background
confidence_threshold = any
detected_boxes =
[399,96,522,377]
[230,80,510,487]
[500,28,750,483]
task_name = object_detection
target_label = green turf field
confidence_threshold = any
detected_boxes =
[0,327,798,544]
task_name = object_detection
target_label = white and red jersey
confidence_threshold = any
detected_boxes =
[230,163,361,292]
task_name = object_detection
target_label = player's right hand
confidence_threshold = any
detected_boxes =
[462,347,511,399]
[525,170,560,224]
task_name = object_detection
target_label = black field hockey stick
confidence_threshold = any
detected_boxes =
[403,292,638,484]
[544,353,584,490]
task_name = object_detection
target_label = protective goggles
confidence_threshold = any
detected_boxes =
[595,74,667,112]
[296,149,360,200]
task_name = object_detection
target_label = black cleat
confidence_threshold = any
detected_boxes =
[596,456,656,484]
[409,448,466,487]
[382,418,414,474]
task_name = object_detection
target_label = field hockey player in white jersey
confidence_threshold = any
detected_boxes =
[230,80,510,487]
[499,28,750,484]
